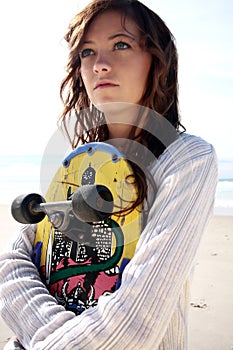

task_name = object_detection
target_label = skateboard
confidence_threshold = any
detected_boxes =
[11,142,142,315]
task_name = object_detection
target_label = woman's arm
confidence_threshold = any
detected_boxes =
[0,224,75,347]
[0,134,218,349]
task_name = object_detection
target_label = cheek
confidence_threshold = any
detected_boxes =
[80,65,91,84]
[80,70,87,87]
[141,56,152,79]
[141,60,152,91]
[133,55,152,84]
[80,70,93,96]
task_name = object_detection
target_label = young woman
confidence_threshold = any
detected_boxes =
[0,1,218,349]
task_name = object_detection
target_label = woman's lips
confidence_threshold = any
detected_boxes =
[94,80,118,90]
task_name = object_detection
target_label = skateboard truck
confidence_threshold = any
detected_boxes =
[11,185,114,242]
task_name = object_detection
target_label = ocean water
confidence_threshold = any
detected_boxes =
[214,180,233,216]
[216,160,233,216]
[0,155,232,216]
[0,155,42,205]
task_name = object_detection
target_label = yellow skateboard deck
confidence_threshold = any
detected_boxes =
[33,142,142,314]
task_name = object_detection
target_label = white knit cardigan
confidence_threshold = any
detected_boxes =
[0,133,218,350]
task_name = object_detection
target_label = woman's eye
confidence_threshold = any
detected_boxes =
[80,48,94,58]
[114,41,130,50]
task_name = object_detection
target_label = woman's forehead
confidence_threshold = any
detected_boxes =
[82,10,140,41]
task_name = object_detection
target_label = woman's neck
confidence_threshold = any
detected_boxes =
[107,123,133,140]
[102,102,146,140]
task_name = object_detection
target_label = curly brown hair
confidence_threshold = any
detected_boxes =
[59,0,184,212]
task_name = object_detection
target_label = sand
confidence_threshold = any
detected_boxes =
[0,204,232,350]
[189,215,233,350]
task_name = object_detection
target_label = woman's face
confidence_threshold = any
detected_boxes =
[79,10,152,109]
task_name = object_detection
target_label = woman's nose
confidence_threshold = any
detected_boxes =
[93,53,112,74]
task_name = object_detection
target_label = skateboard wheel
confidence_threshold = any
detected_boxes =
[72,185,113,222]
[11,193,46,224]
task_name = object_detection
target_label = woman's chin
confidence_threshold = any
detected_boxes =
[95,101,141,118]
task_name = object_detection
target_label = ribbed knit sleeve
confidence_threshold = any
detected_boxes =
[0,134,218,350]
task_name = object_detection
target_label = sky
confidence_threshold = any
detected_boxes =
[0,0,232,161]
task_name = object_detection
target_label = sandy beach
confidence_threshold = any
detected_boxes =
[0,204,232,350]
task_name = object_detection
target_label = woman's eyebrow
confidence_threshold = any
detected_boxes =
[108,32,136,41]
[82,32,136,45]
